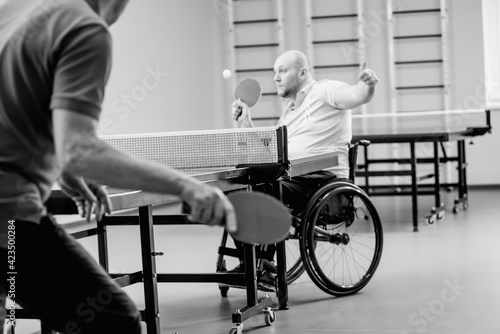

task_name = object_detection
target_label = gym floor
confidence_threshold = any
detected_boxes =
[14,187,500,334]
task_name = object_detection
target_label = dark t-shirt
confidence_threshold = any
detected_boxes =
[0,0,112,245]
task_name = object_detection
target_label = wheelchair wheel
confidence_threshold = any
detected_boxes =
[300,182,383,296]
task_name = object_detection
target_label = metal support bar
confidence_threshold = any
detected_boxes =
[314,64,360,69]
[156,273,246,285]
[313,38,359,44]
[395,59,443,65]
[457,140,466,200]
[97,220,109,271]
[396,85,445,90]
[356,170,413,177]
[433,141,442,209]
[410,142,418,232]
[312,13,357,19]
[393,9,441,15]
[216,230,232,266]
[276,240,288,309]
[138,205,161,334]
[270,180,288,310]
[231,297,274,324]
[394,34,442,39]
[363,145,370,194]
[363,189,437,196]
[235,43,280,48]
[233,18,278,24]
[235,68,274,73]
[243,243,258,307]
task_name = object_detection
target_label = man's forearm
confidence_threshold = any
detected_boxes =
[336,82,375,110]
[355,81,375,105]
[61,138,196,197]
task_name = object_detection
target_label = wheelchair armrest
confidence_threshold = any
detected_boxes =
[354,139,371,148]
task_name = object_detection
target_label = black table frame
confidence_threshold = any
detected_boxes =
[352,110,491,231]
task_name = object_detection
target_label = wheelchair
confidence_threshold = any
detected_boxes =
[217,140,383,298]
[284,140,383,296]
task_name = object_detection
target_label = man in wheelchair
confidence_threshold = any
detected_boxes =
[229,50,379,291]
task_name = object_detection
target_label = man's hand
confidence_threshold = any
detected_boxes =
[231,99,254,128]
[58,171,112,222]
[358,61,379,87]
[181,183,237,233]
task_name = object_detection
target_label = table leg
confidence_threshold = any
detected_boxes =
[97,219,109,271]
[243,244,258,306]
[276,241,288,310]
[461,140,468,203]
[433,141,445,220]
[139,205,160,334]
[433,141,441,209]
[410,142,418,232]
[454,140,469,213]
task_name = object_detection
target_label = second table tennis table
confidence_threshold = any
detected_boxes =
[351,109,492,231]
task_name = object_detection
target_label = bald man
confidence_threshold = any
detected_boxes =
[233,50,378,177]
[230,50,378,291]
[0,0,236,332]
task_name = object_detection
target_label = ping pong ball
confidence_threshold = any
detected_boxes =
[223,69,232,79]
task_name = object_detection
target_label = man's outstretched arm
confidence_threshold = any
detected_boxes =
[334,61,379,110]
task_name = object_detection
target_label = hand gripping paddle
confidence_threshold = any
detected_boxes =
[227,191,291,245]
[233,78,262,120]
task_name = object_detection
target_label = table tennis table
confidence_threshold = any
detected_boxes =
[37,126,339,334]
[351,109,492,231]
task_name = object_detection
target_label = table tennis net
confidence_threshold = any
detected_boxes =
[100,126,286,169]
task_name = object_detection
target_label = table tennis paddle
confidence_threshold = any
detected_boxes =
[227,191,291,245]
[233,78,262,120]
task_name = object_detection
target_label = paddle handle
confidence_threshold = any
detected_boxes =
[234,106,243,121]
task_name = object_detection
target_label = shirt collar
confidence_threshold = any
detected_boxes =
[295,79,316,106]
[282,79,316,115]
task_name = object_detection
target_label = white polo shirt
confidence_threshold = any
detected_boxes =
[277,79,352,178]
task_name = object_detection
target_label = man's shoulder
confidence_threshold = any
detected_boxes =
[51,0,108,30]
[44,0,111,55]
[9,0,109,44]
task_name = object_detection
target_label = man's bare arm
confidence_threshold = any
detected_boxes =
[334,61,378,110]
[52,108,236,229]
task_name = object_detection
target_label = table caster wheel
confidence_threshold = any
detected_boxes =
[426,207,436,225]
[463,195,469,210]
[229,323,243,334]
[264,308,276,326]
